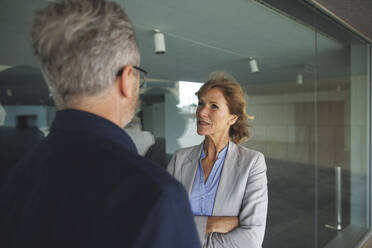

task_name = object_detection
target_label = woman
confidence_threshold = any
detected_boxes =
[167,73,268,248]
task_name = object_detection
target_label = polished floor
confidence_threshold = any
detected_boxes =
[263,158,351,248]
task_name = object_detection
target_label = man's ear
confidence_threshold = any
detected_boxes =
[117,65,135,98]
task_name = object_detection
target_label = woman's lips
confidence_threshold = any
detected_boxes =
[198,120,210,126]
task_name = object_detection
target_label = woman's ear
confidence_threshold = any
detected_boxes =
[229,114,238,125]
[117,65,135,98]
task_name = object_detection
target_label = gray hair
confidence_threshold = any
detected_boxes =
[31,0,140,108]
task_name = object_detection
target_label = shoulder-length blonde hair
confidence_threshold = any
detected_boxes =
[196,72,249,144]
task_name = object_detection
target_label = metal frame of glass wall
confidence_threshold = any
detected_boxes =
[356,42,372,248]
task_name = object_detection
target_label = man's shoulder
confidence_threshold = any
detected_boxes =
[123,152,185,194]
[21,130,180,191]
[10,131,186,210]
[80,134,185,197]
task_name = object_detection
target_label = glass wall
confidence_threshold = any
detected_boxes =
[255,2,370,247]
[0,0,370,247]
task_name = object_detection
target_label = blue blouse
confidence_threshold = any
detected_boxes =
[189,144,228,216]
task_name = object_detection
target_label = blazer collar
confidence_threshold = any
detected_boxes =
[181,141,240,203]
[213,141,240,213]
[182,143,203,195]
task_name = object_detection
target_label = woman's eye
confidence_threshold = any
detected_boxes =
[211,104,218,109]
[198,102,204,106]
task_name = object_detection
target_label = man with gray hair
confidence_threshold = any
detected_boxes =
[0,1,200,247]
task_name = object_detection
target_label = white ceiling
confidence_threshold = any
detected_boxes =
[123,0,346,83]
[0,0,351,104]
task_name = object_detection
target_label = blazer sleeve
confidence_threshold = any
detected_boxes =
[204,152,268,248]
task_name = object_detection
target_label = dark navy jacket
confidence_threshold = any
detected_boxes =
[0,109,201,248]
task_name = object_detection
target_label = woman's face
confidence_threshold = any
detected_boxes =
[196,87,237,140]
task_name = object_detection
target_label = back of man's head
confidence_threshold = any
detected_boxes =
[31,0,139,109]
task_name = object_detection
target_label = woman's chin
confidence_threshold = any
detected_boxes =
[196,128,208,136]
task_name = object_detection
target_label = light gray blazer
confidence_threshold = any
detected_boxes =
[167,142,268,248]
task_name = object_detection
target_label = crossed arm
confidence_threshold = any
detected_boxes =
[205,216,239,234]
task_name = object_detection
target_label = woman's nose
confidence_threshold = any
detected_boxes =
[198,106,208,117]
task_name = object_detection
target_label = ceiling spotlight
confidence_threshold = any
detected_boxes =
[296,73,303,85]
[153,29,166,54]
[249,57,259,73]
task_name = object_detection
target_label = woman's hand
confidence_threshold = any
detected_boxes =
[206,216,239,234]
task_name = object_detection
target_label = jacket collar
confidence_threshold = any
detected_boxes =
[213,141,240,214]
[50,109,138,154]
[182,141,239,197]
[182,143,203,195]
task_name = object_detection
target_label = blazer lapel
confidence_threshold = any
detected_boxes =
[213,142,240,214]
[181,143,203,195]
